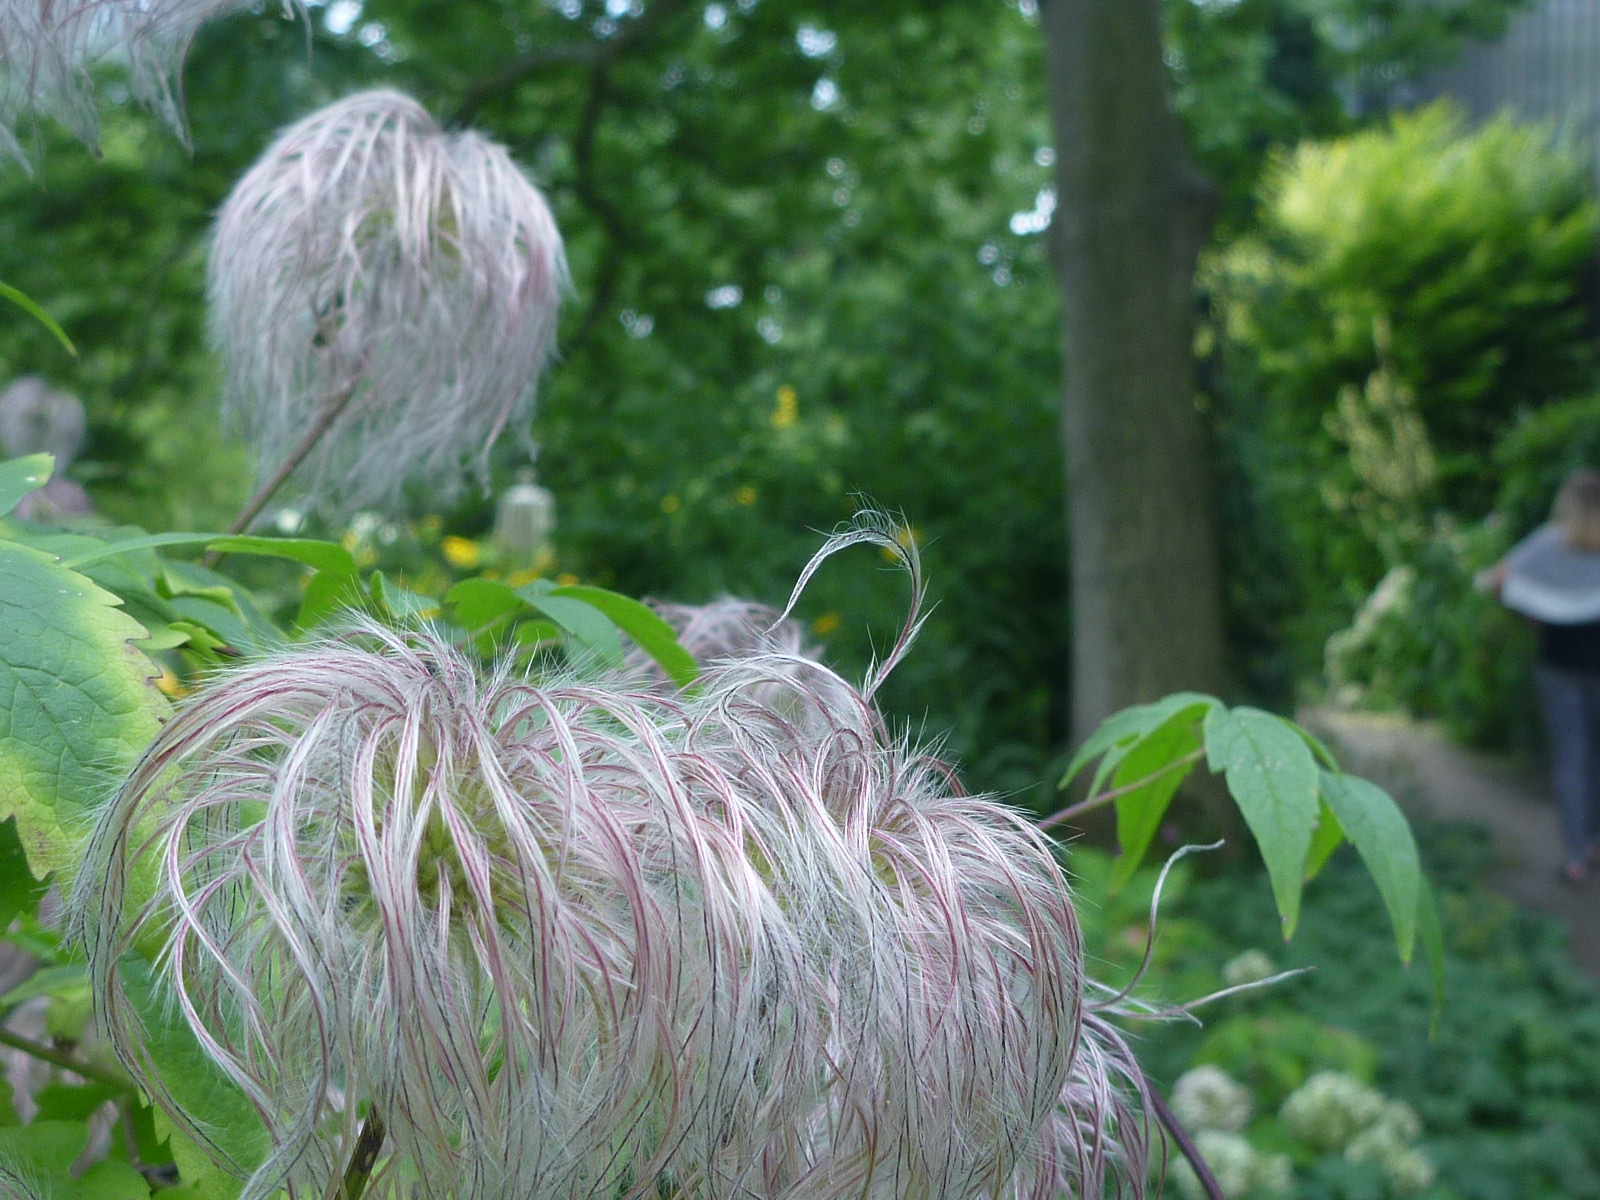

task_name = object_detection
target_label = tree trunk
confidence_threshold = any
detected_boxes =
[1039,0,1229,744]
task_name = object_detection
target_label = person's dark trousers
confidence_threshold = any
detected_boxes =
[1535,664,1600,867]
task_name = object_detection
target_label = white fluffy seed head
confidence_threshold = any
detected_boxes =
[81,611,1146,1200]
[0,0,289,162]
[208,89,568,518]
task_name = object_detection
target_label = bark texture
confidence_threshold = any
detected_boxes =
[1039,0,1229,742]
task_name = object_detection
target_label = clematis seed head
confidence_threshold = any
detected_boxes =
[0,0,297,162]
[82,601,1146,1199]
[208,89,567,518]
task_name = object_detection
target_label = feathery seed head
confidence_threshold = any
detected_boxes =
[0,0,290,161]
[208,89,568,517]
[84,606,1144,1198]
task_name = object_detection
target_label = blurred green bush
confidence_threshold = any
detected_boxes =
[1210,103,1600,744]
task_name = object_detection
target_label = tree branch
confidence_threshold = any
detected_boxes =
[449,0,697,126]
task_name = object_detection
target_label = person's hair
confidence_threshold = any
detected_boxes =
[1554,469,1600,552]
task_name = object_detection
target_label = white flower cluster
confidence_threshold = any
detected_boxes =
[1168,1130,1292,1200]
[1280,1071,1434,1194]
[1171,1064,1253,1133]
[1167,1066,1291,1199]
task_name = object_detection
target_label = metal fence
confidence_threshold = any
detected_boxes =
[1402,0,1600,183]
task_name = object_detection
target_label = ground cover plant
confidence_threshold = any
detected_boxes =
[1076,823,1600,1200]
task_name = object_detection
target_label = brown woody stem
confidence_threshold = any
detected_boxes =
[209,381,361,559]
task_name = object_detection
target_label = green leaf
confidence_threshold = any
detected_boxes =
[1303,798,1345,882]
[1204,705,1320,938]
[0,1121,150,1199]
[208,536,357,577]
[1109,706,1205,891]
[33,1081,120,1123]
[119,957,267,1197]
[1060,692,1220,790]
[0,818,46,930]
[1319,771,1422,963]
[550,585,698,688]
[521,591,624,668]
[0,454,54,518]
[0,964,85,1010]
[61,533,356,578]
[0,542,167,882]
[0,281,76,357]
[445,578,523,636]
[368,572,438,621]
[294,566,366,630]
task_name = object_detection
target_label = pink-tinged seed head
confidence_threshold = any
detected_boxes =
[82,607,1145,1199]
[0,0,296,162]
[207,89,568,518]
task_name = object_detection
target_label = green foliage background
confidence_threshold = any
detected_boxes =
[0,0,1545,794]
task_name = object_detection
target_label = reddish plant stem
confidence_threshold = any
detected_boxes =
[1038,747,1206,831]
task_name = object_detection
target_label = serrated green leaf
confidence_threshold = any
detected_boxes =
[1204,705,1320,937]
[550,585,698,688]
[0,1120,89,1185]
[1319,771,1422,962]
[1109,708,1205,891]
[0,282,76,357]
[0,454,54,517]
[0,542,167,882]
[1303,798,1345,882]
[119,957,266,1197]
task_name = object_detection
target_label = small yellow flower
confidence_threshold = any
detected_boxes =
[771,385,798,430]
[556,572,580,587]
[811,611,841,636]
[506,568,542,587]
[661,495,681,515]
[735,485,758,506]
[154,668,188,699]
[441,535,481,570]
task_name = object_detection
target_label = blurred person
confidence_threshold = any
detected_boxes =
[1481,470,1600,885]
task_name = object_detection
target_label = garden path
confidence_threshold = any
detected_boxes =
[1308,709,1600,980]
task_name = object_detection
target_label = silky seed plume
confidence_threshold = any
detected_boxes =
[208,89,567,519]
